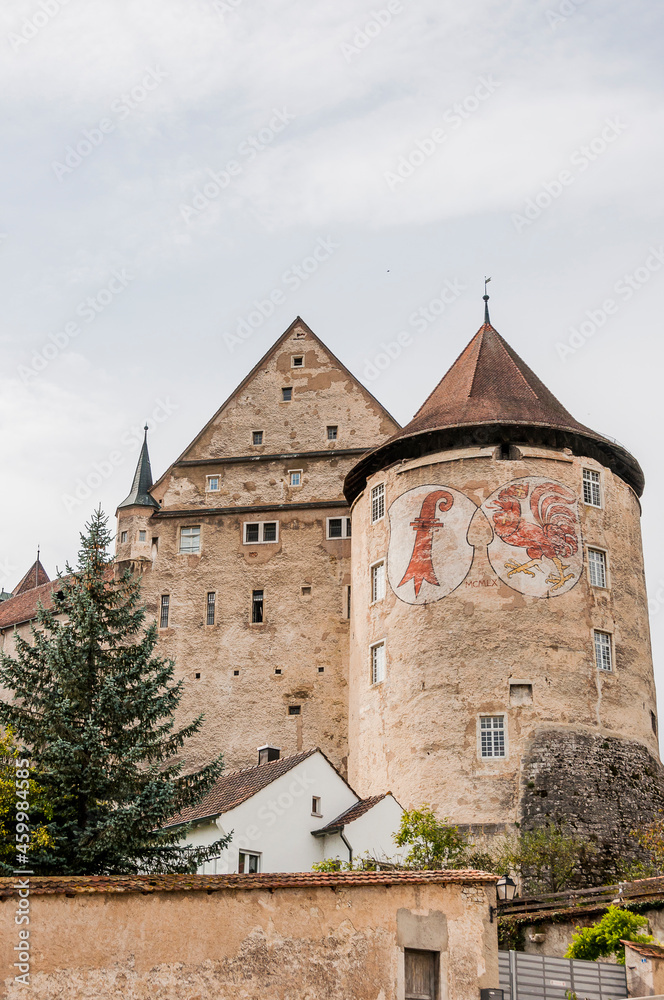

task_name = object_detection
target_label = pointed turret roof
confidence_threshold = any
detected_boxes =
[118,426,159,510]
[345,316,644,501]
[12,558,50,597]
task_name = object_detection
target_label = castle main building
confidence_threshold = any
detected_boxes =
[2,308,662,872]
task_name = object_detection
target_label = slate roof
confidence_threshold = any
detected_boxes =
[118,426,159,510]
[0,869,499,899]
[164,749,321,828]
[345,320,644,501]
[12,558,50,596]
[312,793,390,835]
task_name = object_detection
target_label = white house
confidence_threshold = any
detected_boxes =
[165,747,403,874]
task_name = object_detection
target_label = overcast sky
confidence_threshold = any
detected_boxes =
[2,0,663,733]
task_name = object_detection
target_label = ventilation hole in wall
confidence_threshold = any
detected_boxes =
[510,682,533,706]
[275,668,282,675]
[288,705,301,716]
[233,670,239,677]
[318,666,324,673]
[195,673,201,679]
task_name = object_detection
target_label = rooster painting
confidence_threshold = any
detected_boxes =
[485,478,581,595]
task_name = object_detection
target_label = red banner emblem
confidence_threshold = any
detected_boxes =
[398,490,454,596]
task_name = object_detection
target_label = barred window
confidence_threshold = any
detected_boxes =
[583,469,602,507]
[371,642,386,685]
[371,561,386,603]
[371,483,385,523]
[252,590,264,624]
[160,595,170,629]
[180,526,201,554]
[594,630,613,671]
[480,716,505,758]
[588,549,607,588]
[206,592,216,626]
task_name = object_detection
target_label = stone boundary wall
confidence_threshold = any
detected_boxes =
[0,871,499,1000]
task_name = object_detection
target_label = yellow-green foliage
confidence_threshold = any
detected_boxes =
[0,727,53,867]
[566,905,654,965]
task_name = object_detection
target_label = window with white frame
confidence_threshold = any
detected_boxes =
[327,517,351,539]
[179,526,201,553]
[371,483,385,523]
[371,561,386,603]
[238,851,260,873]
[206,476,219,492]
[583,469,602,507]
[371,641,386,684]
[588,548,607,588]
[291,355,304,368]
[289,470,302,487]
[480,716,506,758]
[594,630,613,671]
[243,521,278,544]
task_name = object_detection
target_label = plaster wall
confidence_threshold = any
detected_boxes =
[348,444,658,832]
[0,879,499,1000]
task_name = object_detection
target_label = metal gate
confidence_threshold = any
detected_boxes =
[499,950,628,1000]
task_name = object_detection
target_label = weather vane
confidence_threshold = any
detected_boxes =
[483,276,491,323]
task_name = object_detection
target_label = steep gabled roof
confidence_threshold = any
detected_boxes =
[165,749,324,828]
[345,319,644,501]
[118,426,159,510]
[12,558,50,596]
[312,793,391,835]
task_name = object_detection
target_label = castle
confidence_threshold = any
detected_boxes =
[1,307,662,874]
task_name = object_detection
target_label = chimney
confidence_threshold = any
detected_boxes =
[257,745,280,766]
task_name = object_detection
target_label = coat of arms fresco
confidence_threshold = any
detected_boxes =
[387,477,583,604]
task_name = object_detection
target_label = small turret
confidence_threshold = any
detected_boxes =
[116,426,159,572]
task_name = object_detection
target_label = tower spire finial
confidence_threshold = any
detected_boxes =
[483,276,491,325]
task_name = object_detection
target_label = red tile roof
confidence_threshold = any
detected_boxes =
[12,558,50,596]
[164,749,321,828]
[0,869,498,899]
[345,321,644,501]
[313,794,390,834]
[0,578,63,630]
[621,940,664,959]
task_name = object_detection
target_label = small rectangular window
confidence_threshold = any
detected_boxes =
[206,592,216,626]
[160,595,170,629]
[327,425,338,440]
[138,530,146,542]
[180,526,201,554]
[252,431,263,445]
[583,469,602,507]
[588,548,607,588]
[594,629,613,671]
[371,641,386,685]
[238,851,260,874]
[244,521,278,544]
[289,470,302,487]
[311,796,321,815]
[371,483,385,523]
[371,561,386,603]
[120,531,127,543]
[207,476,219,491]
[480,716,506,758]
[327,517,351,539]
[282,387,292,401]
[252,589,264,624]
[288,704,301,716]
[291,355,304,368]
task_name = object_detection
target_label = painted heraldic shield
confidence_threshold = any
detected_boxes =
[388,485,477,605]
[481,475,583,598]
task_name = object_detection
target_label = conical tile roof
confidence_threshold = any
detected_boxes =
[118,426,159,510]
[345,320,644,501]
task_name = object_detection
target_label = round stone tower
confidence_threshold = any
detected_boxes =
[344,306,663,876]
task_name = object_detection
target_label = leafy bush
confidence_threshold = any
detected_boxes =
[565,906,654,965]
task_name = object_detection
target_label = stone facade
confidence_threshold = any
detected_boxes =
[0,872,499,1000]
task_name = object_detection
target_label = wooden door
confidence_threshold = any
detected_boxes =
[405,949,438,1000]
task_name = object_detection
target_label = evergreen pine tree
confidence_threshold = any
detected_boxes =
[0,508,230,875]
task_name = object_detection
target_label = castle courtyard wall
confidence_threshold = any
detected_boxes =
[0,871,499,1000]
